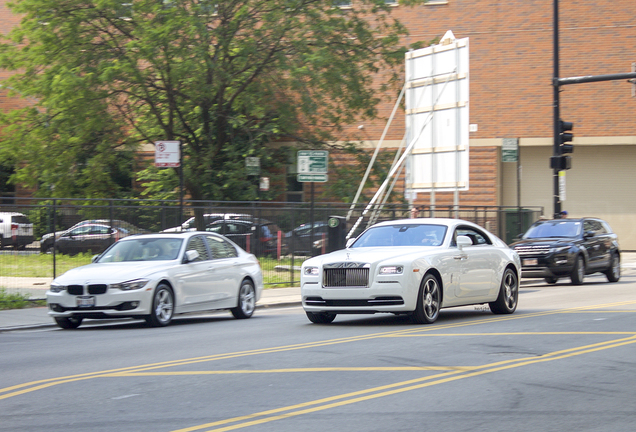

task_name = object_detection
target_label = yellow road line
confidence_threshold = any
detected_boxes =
[2,300,636,401]
[172,335,636,432]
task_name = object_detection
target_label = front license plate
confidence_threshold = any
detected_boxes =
[76,296,95,308]
[523,258,538,266]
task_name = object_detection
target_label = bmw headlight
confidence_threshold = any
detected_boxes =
[110,279,150,291]
[379,265,404,275]
[303,266,319,276]
[50,283,66,293]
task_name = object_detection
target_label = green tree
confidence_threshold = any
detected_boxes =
[0,0,425,202]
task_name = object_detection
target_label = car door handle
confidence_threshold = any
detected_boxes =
[454,255,467,260]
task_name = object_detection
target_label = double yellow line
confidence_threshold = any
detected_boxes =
[170,334,636,432]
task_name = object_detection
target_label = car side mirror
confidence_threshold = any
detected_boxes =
[584,230,595,239]
[456,235,472,249]
[346,238,356,248]
[185,250,199,263]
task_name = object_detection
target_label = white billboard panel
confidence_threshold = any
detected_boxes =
[405,31,469,193]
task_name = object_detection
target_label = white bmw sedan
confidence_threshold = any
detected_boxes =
[301,218,521,324]
[46,232,263,329]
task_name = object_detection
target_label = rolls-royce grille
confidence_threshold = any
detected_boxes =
[323,268,369,288]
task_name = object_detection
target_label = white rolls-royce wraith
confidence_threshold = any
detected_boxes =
[301,218,521,324]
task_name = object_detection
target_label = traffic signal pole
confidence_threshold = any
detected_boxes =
[552,0,636,218]
[552,0,562,218]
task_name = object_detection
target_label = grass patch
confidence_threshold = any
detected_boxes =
[0,253,93,278]
[0,253,304,286]
[0,289,46,310]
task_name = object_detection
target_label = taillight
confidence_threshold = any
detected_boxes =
[11,223,18,230]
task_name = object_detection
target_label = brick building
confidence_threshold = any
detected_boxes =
[332,0,636,248]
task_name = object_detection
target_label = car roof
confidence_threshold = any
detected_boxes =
[533,218,591,224]
[371,218,479,228]
[121,231,220,240]
[210,217,274,225]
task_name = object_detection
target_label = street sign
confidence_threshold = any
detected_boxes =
[297,150,328,182]
[259,177,269,191]
[155,141,180,167]
[245,157,260,176]
[559,170,566,201]
[502,138,519,162]
[298,174,328,182]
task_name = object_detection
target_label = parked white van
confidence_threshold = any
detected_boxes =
[0,212,34,249]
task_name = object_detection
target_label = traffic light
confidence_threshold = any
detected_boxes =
[550,155,571,170]
[559,120,574,154]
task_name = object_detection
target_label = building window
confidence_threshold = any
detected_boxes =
[286,164,304,203]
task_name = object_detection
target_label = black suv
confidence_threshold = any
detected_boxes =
[510,217,620,285]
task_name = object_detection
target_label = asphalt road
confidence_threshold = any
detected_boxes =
[2,272,636,432]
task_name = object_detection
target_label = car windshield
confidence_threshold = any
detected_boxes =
[97,238,183,262]
[351,224,447,248]
[523,220,582,239]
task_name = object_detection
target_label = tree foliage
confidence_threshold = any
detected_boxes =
[0,0,425,200]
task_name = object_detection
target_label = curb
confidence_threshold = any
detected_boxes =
[0,300,303,332]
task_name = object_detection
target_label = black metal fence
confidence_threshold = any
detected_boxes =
[0,198,543,298]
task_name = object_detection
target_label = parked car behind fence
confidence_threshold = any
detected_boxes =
[0,212,34,249]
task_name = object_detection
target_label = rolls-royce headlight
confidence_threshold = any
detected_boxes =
[303,266,320,276]
[50,283,66,293]
[379,265,404,275]
[110,279,150,291]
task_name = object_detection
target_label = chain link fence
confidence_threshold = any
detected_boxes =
[0,198,543,299]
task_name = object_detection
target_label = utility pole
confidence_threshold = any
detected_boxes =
[552,0,561,218]
[552,0,636,218]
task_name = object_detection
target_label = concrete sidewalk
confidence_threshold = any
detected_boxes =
[0,286,302,332]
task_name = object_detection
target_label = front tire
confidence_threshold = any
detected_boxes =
[411,274,441,324]
[604,252,620,283]
[489,267,518,314]
[571,255,585,285]
[231,279,256,319]
[55,316,83,329]
[146,284,174,327]
[306,311,336,324]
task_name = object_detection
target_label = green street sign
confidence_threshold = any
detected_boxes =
[297,150,328,182]
[502,138,519,163]
[245,157,260,175]
[298,173,328,182]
